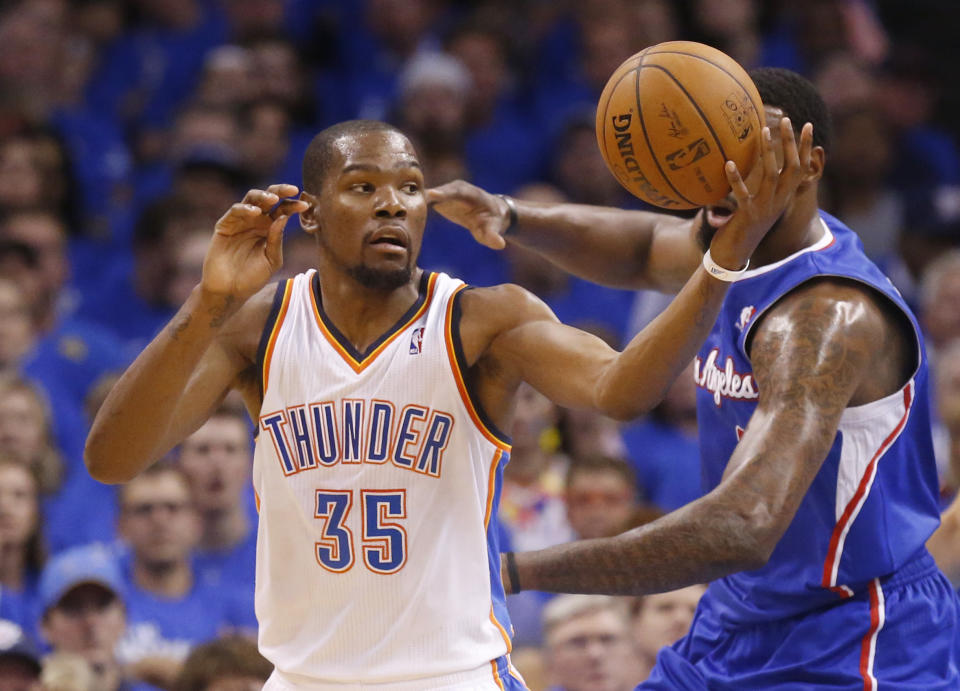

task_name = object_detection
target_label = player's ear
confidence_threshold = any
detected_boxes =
[804,146,825,184]
[299,191,321,235]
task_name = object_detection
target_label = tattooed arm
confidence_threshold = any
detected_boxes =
[86,186,307,483]
[507,279,907,595]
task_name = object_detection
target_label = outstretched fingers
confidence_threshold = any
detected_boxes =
[724,159,750,209]
[756,124,779,202]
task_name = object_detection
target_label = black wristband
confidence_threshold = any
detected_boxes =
[505,551,522,594]
[496,194,518,236]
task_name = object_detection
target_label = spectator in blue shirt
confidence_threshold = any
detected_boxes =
[0,210,128,425]
[176,404,256,619]
[115,464,254,690]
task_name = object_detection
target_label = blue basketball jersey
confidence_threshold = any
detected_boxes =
[694,212,941,626]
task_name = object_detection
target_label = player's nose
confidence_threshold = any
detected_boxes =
[374,186,406,218]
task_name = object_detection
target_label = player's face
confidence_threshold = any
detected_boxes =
[697,106,792,251]
[178,416,251,513]
[547,609,639,691]
[632,584,705,656]
[312,131,427,290]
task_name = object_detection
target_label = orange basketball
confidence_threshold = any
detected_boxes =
[596,41,764,210]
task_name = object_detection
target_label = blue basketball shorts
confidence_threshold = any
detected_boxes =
[641,553,960,689]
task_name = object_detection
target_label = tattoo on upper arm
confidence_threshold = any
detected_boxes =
[750,290,873,441]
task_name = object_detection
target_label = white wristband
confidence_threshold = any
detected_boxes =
[702,249,749,282]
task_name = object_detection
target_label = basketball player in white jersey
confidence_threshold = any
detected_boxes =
[85,119,808,689]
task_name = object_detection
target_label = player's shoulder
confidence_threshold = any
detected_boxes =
[761,277,895,336]
[459,282,558,330]
[454,283,559,367]
[750,277,896,374]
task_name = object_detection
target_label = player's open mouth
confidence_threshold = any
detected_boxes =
[369,227,409,251]
[706,205,734,229]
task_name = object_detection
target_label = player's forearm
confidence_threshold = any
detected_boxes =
[596,267,726,419]
[508,199,671,290]
[509,487,768,596]
[85,286,238,483]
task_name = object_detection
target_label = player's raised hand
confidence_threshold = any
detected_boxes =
[709,118,814,270]
[202,184,309,301]
[426,180,511,250]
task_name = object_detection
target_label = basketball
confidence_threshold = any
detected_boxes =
[596,41,764,210]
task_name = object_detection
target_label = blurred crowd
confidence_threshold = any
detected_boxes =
[0,0,959,689]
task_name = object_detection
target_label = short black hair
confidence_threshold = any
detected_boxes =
[749,67,832,154]
[302,120,405,195]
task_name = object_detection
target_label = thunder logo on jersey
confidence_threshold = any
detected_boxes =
[259,399,455,477]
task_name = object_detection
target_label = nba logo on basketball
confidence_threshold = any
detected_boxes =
[409,327,424,355]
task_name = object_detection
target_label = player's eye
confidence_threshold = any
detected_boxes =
[350,183,374,193]
[401,182,419,194]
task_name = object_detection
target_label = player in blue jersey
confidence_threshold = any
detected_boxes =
[430,67,959,688]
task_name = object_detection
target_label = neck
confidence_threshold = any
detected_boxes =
[315,262,423,353]
[199,505,249,551]
[133,558,193,598]
[748,192,824,268]
[0,545,25,589]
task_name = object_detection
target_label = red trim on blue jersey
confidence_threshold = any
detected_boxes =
[822,384,914,593]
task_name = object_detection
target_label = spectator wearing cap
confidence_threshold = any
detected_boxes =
[39,543,131,691]
[0,619,41,690]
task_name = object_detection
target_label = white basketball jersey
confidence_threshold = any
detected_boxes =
[252,270,516,686]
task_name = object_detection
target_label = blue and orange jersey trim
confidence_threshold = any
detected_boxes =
[443,285,512,451]
[484,448,512,652]
[256,279,294,399]
[309,271,437,374]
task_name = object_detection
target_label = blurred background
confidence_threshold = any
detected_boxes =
[0,0,959,689]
